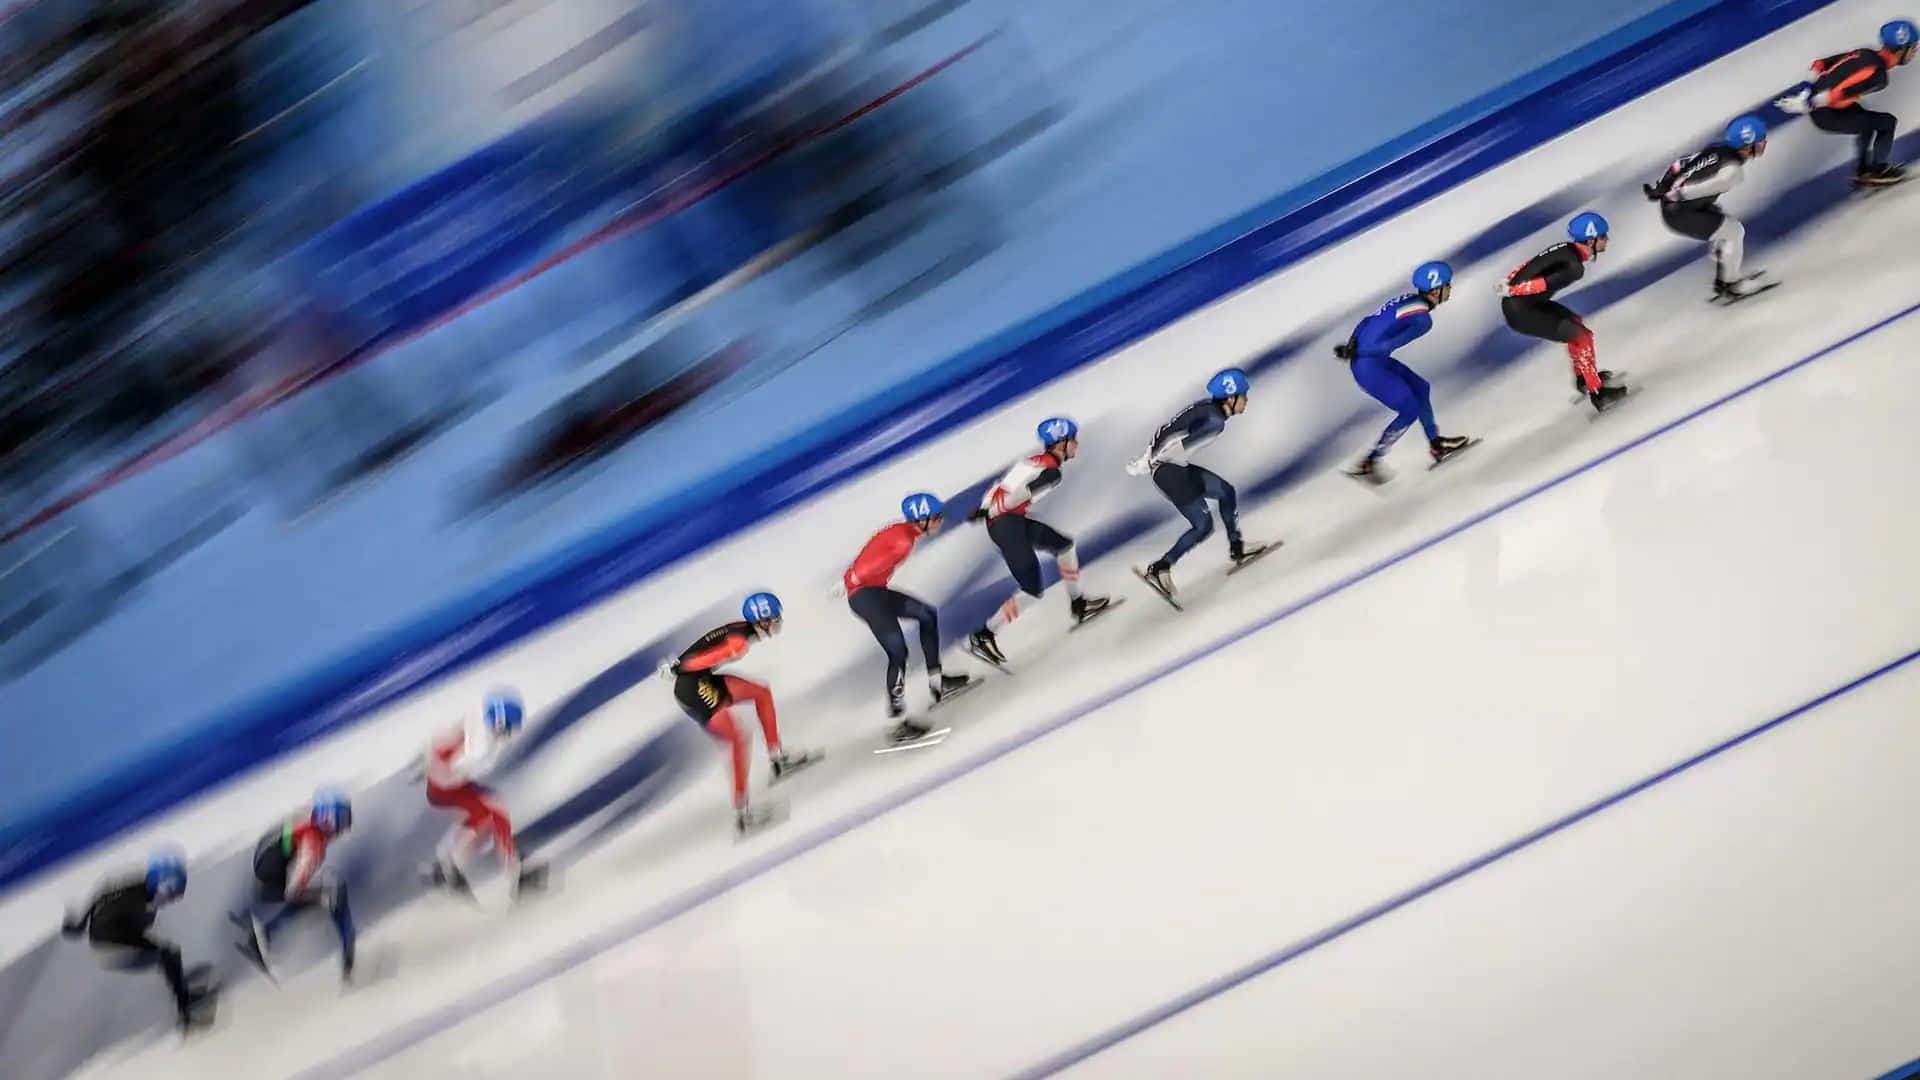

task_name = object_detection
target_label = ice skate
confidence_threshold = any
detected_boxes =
[1133,562,1181,610]
[1853,162,1907,189]
[929,672,976,706]
[514,862,551,896]
[1588,383,1632,413]
[735,802,782,836]
[1069,594,1114,625]
[1427,435,1475,466]
[875,718,951,753]
[966,628,1009,668]
[1227,540,1277,574]
[770,747,823,783]
[1712,272,1776,304]
[1345,453,1390,487]
[887,683,908,720]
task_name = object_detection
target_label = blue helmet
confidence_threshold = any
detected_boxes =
[901,492,944,524]
[1725,115,1767,149]
[483,691,524,736]
[1412,260,1453,292]
[742,591,782,623]
[146,851,187,901]
[1207,368,1250,400]
[312,790,353,834]
[1568,211,1609,242]
[1883,18,1917,49]
[1036,416,1078,447]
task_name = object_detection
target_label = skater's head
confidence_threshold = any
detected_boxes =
[1208,368,1250,416]
[1036,416,1079,461]
[901,492,946,535]
[1883,19,1918,64]
[1412,260,1453,306]
[1725,115,1768,160]
[742,591,784,637]
[1568,211,1609,256]
[483,690,525,738]
[311,790,353,836]
[145,851,187,904]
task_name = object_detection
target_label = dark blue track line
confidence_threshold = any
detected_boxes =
[1016,644,1920,1077]
[304,267,1920,1080]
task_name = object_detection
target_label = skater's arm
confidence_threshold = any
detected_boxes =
[1813,54,1887,107]
[288,836,325,898]
[1374,303,1432,351]
[679,632,750,673]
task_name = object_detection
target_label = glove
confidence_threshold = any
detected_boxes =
[1642,183,1662,202]
[1498,277,1545,298]
[656,658,680,682]
[1494,280,1512,297]
[828,579,847,600]
[966,507,989,523]
[60,912,84,939]
[1125,455,1152,477]
[1332,339,1356,361]
[1774,91,1812,115]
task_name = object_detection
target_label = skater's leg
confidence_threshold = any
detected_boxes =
[891,591,945,675]
[721,675,782,756]
[1813,106,1876,172]
[1023,519,1083,602]
[1387,360,1439,442]
[1708,216,1746,282]
[321,881,355,975]
[1194,467,1242,549]
[1866,109,1898,168]
[93,924,194,1018]
[986,515,1044,630]
[704,707,753,809]
[849,588,911,697]
[1152,464,1212,568]
[1351,355,1423,458]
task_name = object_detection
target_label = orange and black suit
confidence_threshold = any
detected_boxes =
[1809,47,1900,172]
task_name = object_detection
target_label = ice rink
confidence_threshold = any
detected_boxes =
[16,3,1920,1077]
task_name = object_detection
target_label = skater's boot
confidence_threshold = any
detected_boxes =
[1142,561,1176,599]
[931,672,973,703]
[735,802,778,835]
[1429,435,1473,465]
[1346,453,1389,486]
[1589,383,1630,412]
[1856,162,1907,186]
[1070,595,1112,624]
[1229,540,1269,566]
[888,719,936,745]
[887,679,907,720]
[967,628,1008,667]
[770,747,822,782]
[1715,272,1769,299]
[429,858,474,897]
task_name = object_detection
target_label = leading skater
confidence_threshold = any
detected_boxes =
[1776,19,1916,188]
[1338,260,1477,485]
[664,593,819,834]
[1644,115,1773,300]
[62,851,212,1033]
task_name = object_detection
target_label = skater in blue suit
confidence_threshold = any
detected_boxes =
[1337,260,1476,485]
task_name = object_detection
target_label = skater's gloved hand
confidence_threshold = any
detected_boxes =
[828,579,847,600]
[656,658,680,681]
[60,911,84,939]
[1497,278,1544,298]
[1642,183,1662,202]
[966,507,989,523]
[1125,455,1152,477]
[1332,339,1356,361]
[1774,89,1813,114]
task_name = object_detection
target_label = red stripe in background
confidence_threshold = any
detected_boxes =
[0,36,989,547]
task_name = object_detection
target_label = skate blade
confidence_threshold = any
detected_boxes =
[1131,567,1182,610]
[966,644,1013,672]
[769,750,826,783]
[873,726,952,754]
[734,803,790,840]
[1708,281,1780,304]
[1067,597,1127,629]
[1587,384,1643,420]
[930,682,982,710]
[1225,543,1282,575]
[1426,438,1483,470]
